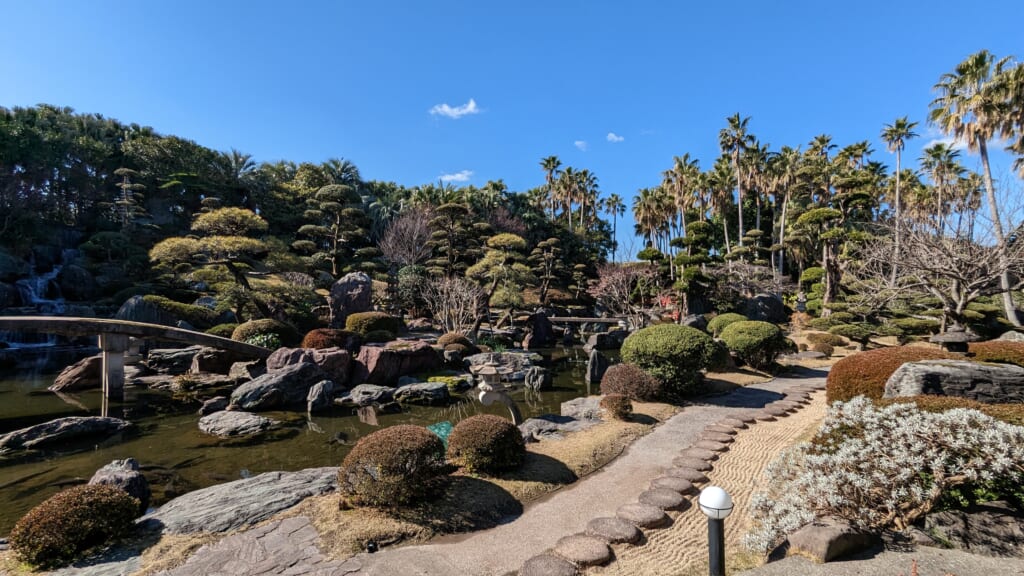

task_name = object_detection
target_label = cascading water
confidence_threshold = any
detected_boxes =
[0,250,77,349]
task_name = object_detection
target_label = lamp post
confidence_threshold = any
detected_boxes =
[698,486,733,576]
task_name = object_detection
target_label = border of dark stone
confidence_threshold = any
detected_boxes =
[520,553,579,576]
[700,432,734,443]
[679,447,720,461]
[553,534,611,567]
[704,424,738,435]
[586,517,642,544]
[671,456,712,471]
[616,503,670,528]
[665,467,709,484]
[650,476,696,494]
[639,488,688,511]
[693,440,729,452]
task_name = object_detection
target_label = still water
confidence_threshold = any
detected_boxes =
[0,347,600,535]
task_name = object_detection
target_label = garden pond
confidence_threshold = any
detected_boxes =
[0,346,605,535]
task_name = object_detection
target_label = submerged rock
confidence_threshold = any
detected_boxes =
[198,411,278,438]
[337,384,394,406]
[0,416,132,452]
[393,381,450,405]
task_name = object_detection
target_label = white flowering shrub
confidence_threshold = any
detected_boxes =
[743,396,1024,553]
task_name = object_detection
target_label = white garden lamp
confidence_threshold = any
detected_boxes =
[698,486,733,576]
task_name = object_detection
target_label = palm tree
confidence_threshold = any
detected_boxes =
[881,116,919,280]
[930,50,1020,326]
[768,146,800,276]
[540,156,562,219]
[578,169,599,231]
[920,143,964,232]
[719,114,754,245]
[708,157,736,255]
[603,193,626,261]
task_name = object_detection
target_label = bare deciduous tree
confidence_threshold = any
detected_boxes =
[422,276,485,334]
[588,263,659,329]
[378,208,433,267]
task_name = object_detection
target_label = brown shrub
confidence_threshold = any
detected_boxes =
[600,394,633,420]
[881,396,1024,427]
[810,342,834,357]
[338,425,448,507]
[437,332,471,348]
[300,328,362,351]
[446,415,525,475]
[968,340,1024,368]
[600,363,663,401]
[806,332,846,347]
[826,346,955,403]
[9,484,139,568]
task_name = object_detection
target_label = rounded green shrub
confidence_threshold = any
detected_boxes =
[338,425,448,507]
[799,266,825,287]
[805,332,845,347]
[620,324,720,397]
[301,328,362,351]
[810,342,834,357]
[205,323,238,338]
[345,311,403,336]
[719,321,789,370]
[600,363,663,401]
[828,323,873,344]
[437,332,472,348]
[600,393,633,420]
[363,329,396,343]
[142,295,219,329]
[231,319,299,346]
[9,484,139,568]
[707,313,747,337]
[446,415,525,474]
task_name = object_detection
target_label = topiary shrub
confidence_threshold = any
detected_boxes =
[345,311,403,336]
[301,328,362,350]
[600,363,663,401]
[805,332,845,347]
[231,318,299,347]
[338,425,448,507]
[810,342,834,358]
[890,317,940,335]
[142,295,219,329]
[600,394,633,420]
[9,484,139,569]
[620,324,720,397]
[799,266,825,288]
[363,329,396,343]
[828,323,873,346]
[707,312,747,337]
[826,346,955,403]
[719,320,789,371]
[205,323,238,338]
[807,317,839,331]
[437,332,472,348]
[446,415,525,475]
[968,340,1024,368]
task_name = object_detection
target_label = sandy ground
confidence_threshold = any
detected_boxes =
[588,390,827,576]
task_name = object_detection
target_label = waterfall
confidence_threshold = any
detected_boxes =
[0,250,77,349]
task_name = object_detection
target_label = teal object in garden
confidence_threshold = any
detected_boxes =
[427,421,453,447]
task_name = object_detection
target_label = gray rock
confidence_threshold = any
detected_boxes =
[197,396,229,415]
[639,488,688,510]
[524,366,552,391]
[586,516,642,544]
[57,264,98,301]
[89,458,150,514]
[0,416,132,452]
[680,314,709,331]
[145,346,203,375]
[228,360,265,382]
[583,330,630,352]
[229,361,328,411]
[266,346,351,385]
[997,331,1024,342]
[884,359,1024,403]
[520,554,579,576]
[745,293,788,323]
[115,295,179,327]
[784,516,881,562]
[585,349,610,385]
[465,351,541,381]
[924,501,1024,558]
[780,350,827,361]
[140,467,338,534]
[616,503,669,528]
[340,384,395,406]
[393,381,449,405]
[328,271,372,328]
[562,396,603,421]
[523,312,556,349]
[518,414,600,442]
[553,534,610,567]
[189,347,246,375]
[306,379,339,412]
[49,354,103,392]
[198,411,277,438]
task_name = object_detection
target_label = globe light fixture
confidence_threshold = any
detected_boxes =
[698,485,734,520]
[698,486,733,576]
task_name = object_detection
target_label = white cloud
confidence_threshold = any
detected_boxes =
[439,170,473,182]
[923,136,968,151]
[574,140,589,151]
[429,98,480,119]
[607,132,624,143]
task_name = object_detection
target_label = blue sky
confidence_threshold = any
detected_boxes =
[2,0,1022,257]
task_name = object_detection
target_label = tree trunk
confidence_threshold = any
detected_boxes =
[734,150,744,246]
[891,150,901,283]
[979,139,1021,326]
[777,192,789,277]
[821,240,841,317]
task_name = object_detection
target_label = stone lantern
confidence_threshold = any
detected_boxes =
[472,360,522,424]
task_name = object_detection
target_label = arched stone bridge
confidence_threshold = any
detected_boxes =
[0,316,270,399]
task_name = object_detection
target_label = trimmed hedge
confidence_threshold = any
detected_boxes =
[142,295,218,329]
[345,312,403,336]
[805,332,845,347]
[9,484,139,568]
[719,320,789,370]
[446,415,525,474]
[621,324,721,397]
[810,342,834,357]
[600,394,633,420]
[826,346,956,403]
[205,323,238,338]
[968,340,1024,368]
[231,318,299,347]
[828,323,873,344]
[338,425,448,507]
[600,363,663,401]
[707,313,747,337]
[363,329,396,343]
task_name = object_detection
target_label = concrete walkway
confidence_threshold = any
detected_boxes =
[151,369,827,576]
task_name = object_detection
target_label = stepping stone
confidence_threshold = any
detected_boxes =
[650,476,696,494]
[521,554,579,576]
[639,488,688,511]
[717,418,748,430]
[671,456,712,471]
[665,467,709,484]
[700,432,734,443]
[764,405,790,417]
[772,401,801,410]
[586,517,641,544]
[554,534,611,567]
[752,411,777,422]
[704,424,737,435]
[679,447,719,461]
[730,412,758,423]
[617,503,670,528]
[693,440,729,452]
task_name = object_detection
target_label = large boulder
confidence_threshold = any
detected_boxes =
[307,379,339,412]
[49,354,103,392]
[924,501,1024,558]
[680,314,709,332]
[228,360,266,382]
[266,347,351,385]
[140,467,338,534]
[230,362,328,411]
[586,349,610,385]
[465,351,542,381]
[199,411,278,438]
[189,347,248,375]
[89,458,151,514]
[115,295,178,327]
[525,366,552,391]
[783,516,881,562]
[56,264,98,301]
[997,331,1024,343]
[393,381,449,405]
[197,396,229,415]
[744,293,788,324]
[583,330,629,352]
[338,383,395,406]
[0,416,132,452]
[883,359,1024,404]
[327,272,372,328]
[350,340,441,385]
[523,312,556,349]
[145,346,203,375]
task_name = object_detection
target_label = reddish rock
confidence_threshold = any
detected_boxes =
[266,347,351,385]
[351,340,440,385]
[49,354,102,392]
